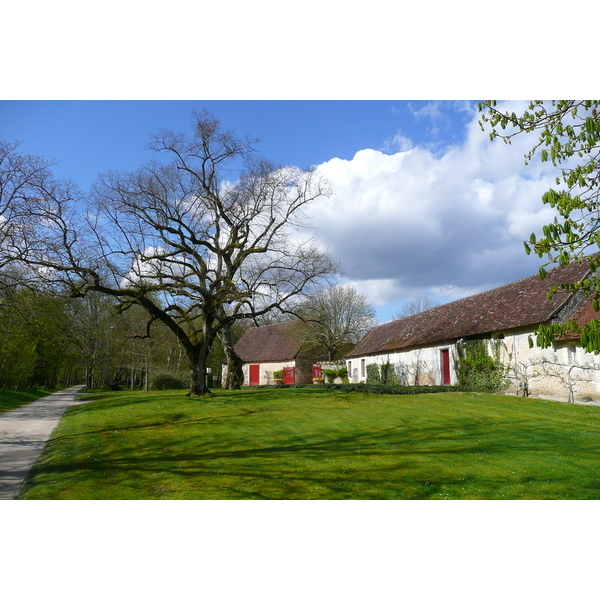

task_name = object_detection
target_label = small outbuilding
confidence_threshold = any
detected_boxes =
[233,321,320,386]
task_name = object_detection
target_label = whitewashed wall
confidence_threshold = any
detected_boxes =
[501,327,600,401]
[347,326,600,402]
[347,343,455,386]
[241,360,296,386]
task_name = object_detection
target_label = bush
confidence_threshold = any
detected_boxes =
[323,369,337,383]
[342,383,468,395]
[101,383,122,392]
[151,373,188,390]
[323,367,349,384]
[380,362,397,385]
[366,363,381,384]
[456,339,510,393]
[251,382,468,395]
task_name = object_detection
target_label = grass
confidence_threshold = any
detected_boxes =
[0,388,55,413]
[17,386,600,499]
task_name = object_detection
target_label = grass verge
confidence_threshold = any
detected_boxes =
[0,388,55,413]
[17,387,600,499]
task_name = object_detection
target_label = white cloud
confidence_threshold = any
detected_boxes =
[342,277,407,307]
[311,101,560,316]
[409,101,444,121]
[382,132,413,153]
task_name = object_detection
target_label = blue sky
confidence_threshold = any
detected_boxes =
[0,100,473,187]
[1,99,554,322]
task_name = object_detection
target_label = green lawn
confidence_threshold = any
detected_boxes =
[0,388,54,413]
[17,387,600,499]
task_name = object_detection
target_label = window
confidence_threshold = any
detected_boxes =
[361,359,366,378]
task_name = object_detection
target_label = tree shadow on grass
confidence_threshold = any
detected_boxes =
[52,404,276,443]
[20,416,600,499]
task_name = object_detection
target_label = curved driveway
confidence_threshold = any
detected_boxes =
[0,386,87,499]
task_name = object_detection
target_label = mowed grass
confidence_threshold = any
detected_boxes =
[17,387,600,499]
[0,388,55,413]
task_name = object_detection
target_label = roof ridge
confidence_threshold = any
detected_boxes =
[385,259,592,327]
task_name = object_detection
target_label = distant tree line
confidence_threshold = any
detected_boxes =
[0,272,230,391]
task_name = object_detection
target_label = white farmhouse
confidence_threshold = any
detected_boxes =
[345,259,600,402]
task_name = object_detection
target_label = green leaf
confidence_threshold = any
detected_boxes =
[585,117,596,135]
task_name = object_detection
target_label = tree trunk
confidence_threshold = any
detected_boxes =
[220,322,244,390]
[186,338,213,397]
[224,348,244,390]
[85,360,92,389]
[188,359,211,396]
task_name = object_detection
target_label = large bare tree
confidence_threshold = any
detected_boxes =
[394,296,439,319]
[0,111,337,396]
[298,284,377,360]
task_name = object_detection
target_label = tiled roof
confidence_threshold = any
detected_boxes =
[347,260,594,357]
[557,294,600,340]
[234,321,304,362]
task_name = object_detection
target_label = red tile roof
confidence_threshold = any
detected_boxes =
[234,322,305,362]
[347,260,595,357]
[556,294,600,339]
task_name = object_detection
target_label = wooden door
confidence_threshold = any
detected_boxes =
[249,364,260,386]
[441,350,451,385]
[312,365,322,380]
[283,366,295,385]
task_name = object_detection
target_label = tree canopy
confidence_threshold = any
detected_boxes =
[393,296,439,319]
[479,100,600,351]
[297,284,377,360]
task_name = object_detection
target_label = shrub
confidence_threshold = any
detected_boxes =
[151,373,188,390]
[455,339,510,393]
[101,383,122,391]
[337,366,349,384]
[366,363,381,384]
[322,367,349,384]
[337,383,468,395]
[251,382,468,395]
[380,362,398,385]
[323,369,337,383]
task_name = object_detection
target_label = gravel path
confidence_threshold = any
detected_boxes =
[0,386,88,499]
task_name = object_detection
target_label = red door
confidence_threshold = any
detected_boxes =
[441,350,451,385]
[249,364,260,386]
[312,365,322,380]
[283,366,295,385]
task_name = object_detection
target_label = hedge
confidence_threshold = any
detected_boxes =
[251,383,468,395]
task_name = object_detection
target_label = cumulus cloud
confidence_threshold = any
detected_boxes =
[309,101,560,316]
